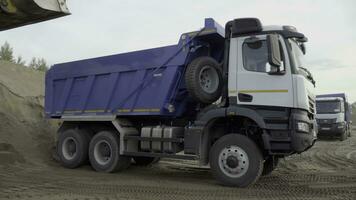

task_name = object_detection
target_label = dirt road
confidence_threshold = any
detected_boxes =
[1,135,356,200]
[0,62,355,199]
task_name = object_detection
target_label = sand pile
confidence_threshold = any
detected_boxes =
[0,61,56,166]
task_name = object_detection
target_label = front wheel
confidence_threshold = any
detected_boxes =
[210,134,263,187]
[340,129,347,141]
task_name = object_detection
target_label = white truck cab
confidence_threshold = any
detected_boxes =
[229,26,316,113]
[224,20,317,153]
[316,96,350,140]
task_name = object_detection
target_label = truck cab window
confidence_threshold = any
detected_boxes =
[243,39,285,73]
[243,40,268,72]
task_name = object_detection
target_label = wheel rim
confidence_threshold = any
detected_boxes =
[94,140,112,165]
[218,145,249,178]
[62,137,78,160]
[199,66,219,94]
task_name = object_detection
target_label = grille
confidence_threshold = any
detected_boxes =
[308,96,315,114]
[317,118,336,124]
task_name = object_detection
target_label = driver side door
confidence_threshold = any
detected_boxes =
[229,34,294,108]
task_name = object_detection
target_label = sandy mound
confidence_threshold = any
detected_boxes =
[0,61,56,166]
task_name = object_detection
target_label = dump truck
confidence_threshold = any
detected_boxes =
[316,93,352,140]
[0,0,69,31]
[45,18,317,187]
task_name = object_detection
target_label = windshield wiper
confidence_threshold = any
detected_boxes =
[299,67,316,86]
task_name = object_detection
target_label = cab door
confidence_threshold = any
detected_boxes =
[228,34,294,108]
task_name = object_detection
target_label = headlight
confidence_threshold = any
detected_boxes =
[337,122,345,129]
[297,122,310,133]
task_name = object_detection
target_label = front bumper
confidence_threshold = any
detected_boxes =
[318,123,345,136]
[290,109,317,153]
[263,109,317,154]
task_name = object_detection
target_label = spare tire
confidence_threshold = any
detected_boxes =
[185,57,223,104]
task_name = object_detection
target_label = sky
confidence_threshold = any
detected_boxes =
[1,0,356,102]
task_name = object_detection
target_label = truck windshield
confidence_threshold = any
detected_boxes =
[288,39,315,85]
[316,101,342,114]
[289,39,306,69]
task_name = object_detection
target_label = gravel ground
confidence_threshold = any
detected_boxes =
[1,134,356,200]
[1,61,356,200]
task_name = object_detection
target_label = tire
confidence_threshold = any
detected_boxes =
[261,156,279,176]
[133,156,160,166]
[185,56,223,104]
[340,129,347,141]
[210,134,263,187]
[89,131,131,173]
[57,129,90,168]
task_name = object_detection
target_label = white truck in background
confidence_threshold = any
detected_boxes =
[316,93,352,140]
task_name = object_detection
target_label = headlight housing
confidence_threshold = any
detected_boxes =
[296,121,310,133]
[337,122,345,129]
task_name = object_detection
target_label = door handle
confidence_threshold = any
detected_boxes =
[238,93,253,102]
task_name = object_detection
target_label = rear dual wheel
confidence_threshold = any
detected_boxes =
[89,131,131,172]
[57,129,91,168]
[57,129,131,172]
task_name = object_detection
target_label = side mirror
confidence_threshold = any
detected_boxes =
[266,34,281,68]
[266,62,285,75]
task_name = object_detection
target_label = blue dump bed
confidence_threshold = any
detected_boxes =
[45,18,225,118]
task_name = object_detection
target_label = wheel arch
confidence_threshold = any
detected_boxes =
[196,106,268,164]
[57,121,115,136]
[196,106,267,129]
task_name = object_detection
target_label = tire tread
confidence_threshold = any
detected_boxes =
[185,56,222,104]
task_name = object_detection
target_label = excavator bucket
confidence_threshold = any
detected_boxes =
[0,0,70,31]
